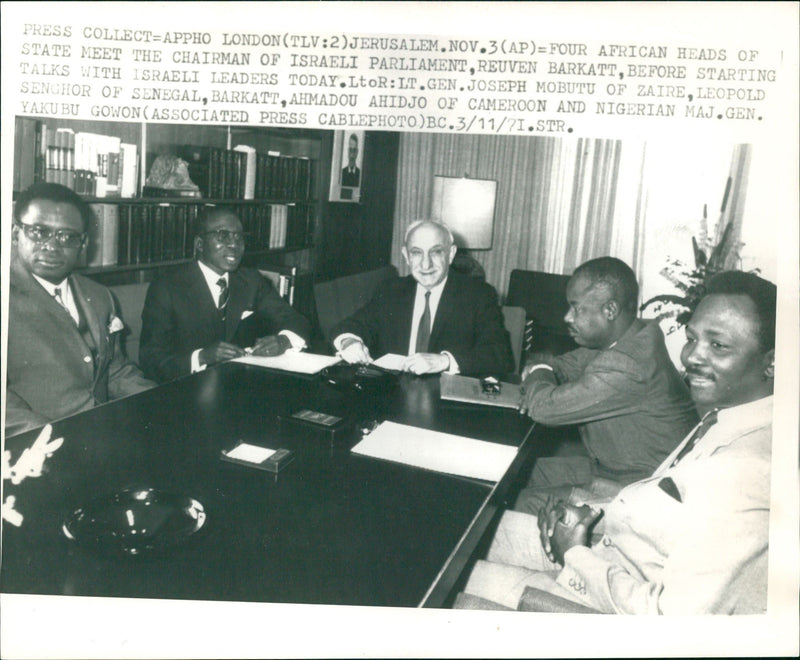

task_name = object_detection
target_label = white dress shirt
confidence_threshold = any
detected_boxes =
[34,274,80,325]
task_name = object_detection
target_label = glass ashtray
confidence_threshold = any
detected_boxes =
[62,487,206,557]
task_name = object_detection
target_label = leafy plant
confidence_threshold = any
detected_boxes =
[640,182,749,333]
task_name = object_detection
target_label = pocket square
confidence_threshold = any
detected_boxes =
[240,310,254,320]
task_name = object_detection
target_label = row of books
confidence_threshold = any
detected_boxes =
[175,145,314,201]
[14,119,140,198]
[258,265,298,305]
[83,203,314,268]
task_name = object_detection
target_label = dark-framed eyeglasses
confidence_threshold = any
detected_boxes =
[16,223,86,248]
[202,229,247,245]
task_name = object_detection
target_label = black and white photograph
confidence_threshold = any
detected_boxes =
[1,2,798,658]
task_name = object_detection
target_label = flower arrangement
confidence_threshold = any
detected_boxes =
[640,187,750,333]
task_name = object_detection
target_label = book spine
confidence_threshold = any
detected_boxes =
[117,205,130,266]
[86,204,105,268]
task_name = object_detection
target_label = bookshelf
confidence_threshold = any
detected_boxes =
[12,117,324,298]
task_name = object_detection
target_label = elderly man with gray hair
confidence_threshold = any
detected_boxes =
[332,220,514,376]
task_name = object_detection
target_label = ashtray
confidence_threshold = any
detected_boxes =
[62,487,206,557]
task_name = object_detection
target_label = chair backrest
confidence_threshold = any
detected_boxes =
[506,269,577,358]
[501,305,526,375]
[314,265,398,343]
[109,282,150,365]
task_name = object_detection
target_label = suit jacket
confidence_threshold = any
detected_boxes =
[524,320,698,480]
[140,262,311,382]
[557,395,772,614]
[331,272,514,376]
[6,255,154,437]
[341,166,361,187]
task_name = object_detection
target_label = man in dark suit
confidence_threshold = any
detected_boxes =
[6,183,154,437]
[340,134,361,188]
[139,206,311,383]
[332,220,514,376]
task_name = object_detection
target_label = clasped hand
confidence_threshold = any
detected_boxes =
[538,496,603,565]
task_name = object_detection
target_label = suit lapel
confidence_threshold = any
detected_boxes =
[189,262,221,318]
[11,258,86,342]
[398,276,417,351]
[429,275,456,347]
[69,275,104,350]
[224,270,249,340]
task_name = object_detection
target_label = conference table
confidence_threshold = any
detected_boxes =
[1,361,536,608]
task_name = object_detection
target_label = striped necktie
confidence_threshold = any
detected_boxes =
[217,277,229,315]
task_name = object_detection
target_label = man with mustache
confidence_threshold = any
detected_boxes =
[140,206,311,383]
[6,183,154,436]
[463,271,776,613]
[515,257,698,512]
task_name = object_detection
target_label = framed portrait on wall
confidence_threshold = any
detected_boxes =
[329,130,364,202]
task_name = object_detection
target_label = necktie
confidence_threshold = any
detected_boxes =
[415,291,431,353]
[670,409,719,467]
[53,286,77,324]
[53,286,66,309]
[217,277,229,314]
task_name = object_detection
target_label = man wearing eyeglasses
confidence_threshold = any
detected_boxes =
[6,183,155,436]
[331,220,514,376]
[140,206,311,383]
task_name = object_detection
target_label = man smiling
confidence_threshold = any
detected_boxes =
[140,206,311,383]
[332,220,513,376]
[462,271,776,614]
[6,183,154,436]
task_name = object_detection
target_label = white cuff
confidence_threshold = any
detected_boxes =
[333,333,364,352]
[441,351,459,374]
[279,329,306,351]
[522,363,554,380]
[191,349,207,373]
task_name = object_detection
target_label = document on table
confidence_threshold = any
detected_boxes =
[351,421,517,482]
[440,373,522,410]
[372,353,406,371]
[232,351,341,374]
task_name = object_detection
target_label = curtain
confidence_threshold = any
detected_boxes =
[391,133,635,299]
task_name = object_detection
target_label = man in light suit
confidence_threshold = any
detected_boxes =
[6,183,154,437]
[462,271,775,614]
[515,257,698,512]
[140,206,311,383]
[331,220,514,376]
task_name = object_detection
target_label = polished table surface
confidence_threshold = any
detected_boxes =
[1,363,534,608]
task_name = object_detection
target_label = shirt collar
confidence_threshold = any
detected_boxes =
[416,276,448,298]
[716,395,773,430]
[32,273,69,297]
[197,260,228,290]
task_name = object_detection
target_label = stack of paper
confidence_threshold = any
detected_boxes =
[351,421,517,482]
[232,351,341,375]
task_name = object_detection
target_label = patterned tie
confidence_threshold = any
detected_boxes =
[53,286,77,325]
[415,291,431,353]
[670,409,719,467]
[217,277,229,315]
